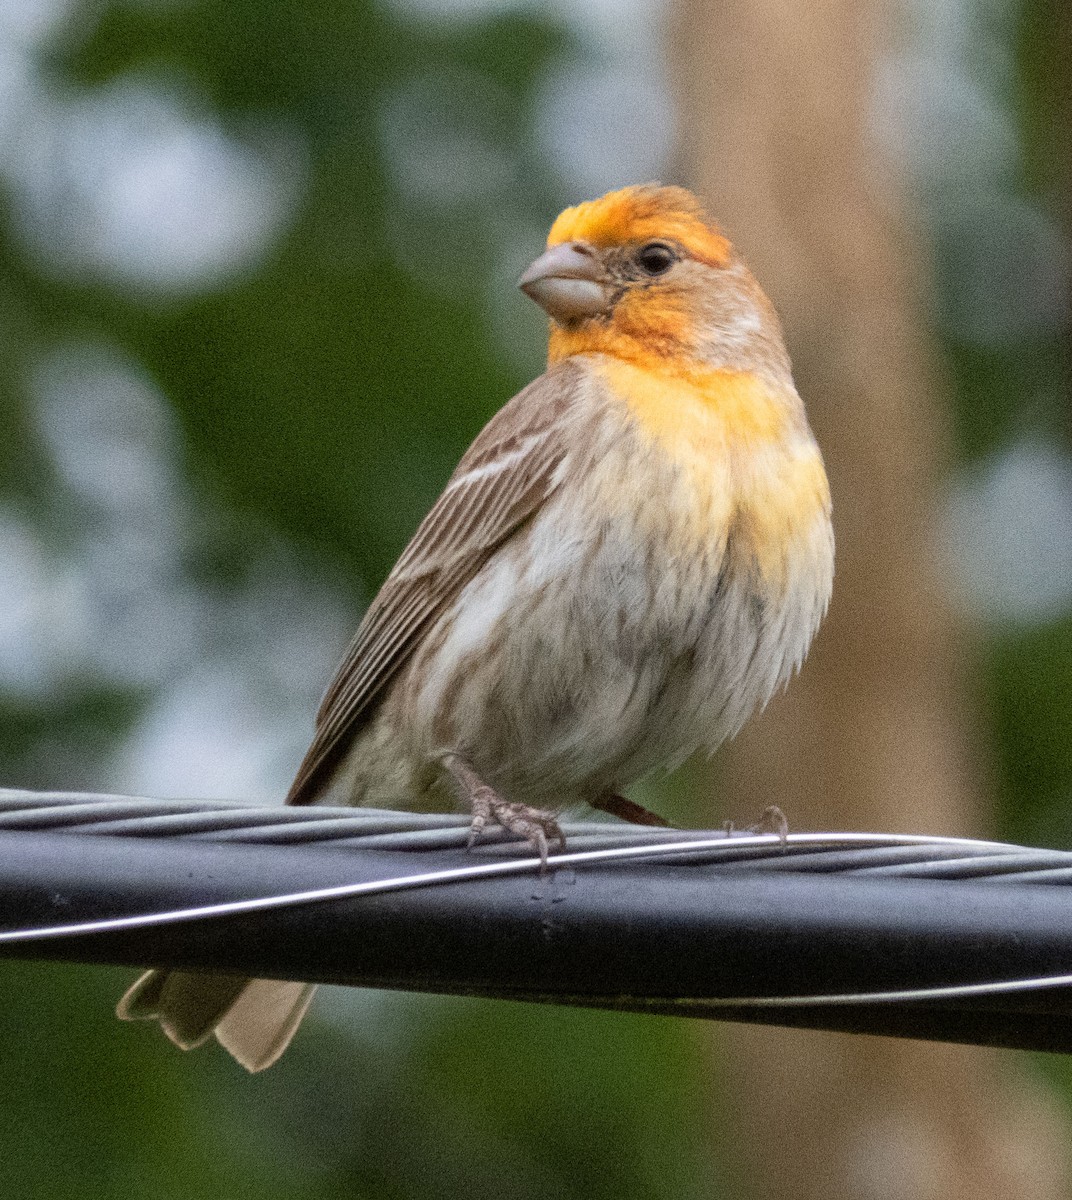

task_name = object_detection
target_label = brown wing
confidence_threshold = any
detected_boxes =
[285,362,582,805]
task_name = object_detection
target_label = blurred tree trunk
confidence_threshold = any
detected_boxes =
[670,2,1071,1197]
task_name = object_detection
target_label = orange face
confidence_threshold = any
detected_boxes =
[520,185,745,371]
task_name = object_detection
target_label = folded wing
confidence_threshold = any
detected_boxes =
[285,361,581,805]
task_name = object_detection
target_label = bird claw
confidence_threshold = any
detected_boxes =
[470,796,566,871]
[445,754,566,870]
[720,806,789,846]
[748,804,789,846]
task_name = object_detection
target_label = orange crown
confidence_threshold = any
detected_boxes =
[546,184,731,268]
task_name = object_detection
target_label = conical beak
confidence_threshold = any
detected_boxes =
[518,242,611,323]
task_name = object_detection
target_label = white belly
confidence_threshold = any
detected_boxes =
[346,427,832,810]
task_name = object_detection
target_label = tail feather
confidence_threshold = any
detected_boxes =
[215,980,318,1072]
[117,970,317,1068]
[116,968,168,1021]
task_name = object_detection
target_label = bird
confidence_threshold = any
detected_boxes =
[117,183,834,1071]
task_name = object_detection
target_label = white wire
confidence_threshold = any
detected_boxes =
[676,973,1072,1008]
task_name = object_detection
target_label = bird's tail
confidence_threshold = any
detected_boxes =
[116,970,317,1072]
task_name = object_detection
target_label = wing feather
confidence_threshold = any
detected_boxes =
[285,363,582,805]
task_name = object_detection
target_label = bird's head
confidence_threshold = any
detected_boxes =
[520,184,789,381]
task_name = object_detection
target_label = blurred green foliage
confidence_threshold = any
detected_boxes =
[0,962,718,1199]
[21,0,566,578]
[972,0,1072,842]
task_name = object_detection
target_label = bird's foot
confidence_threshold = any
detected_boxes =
[720,805,790,846]
[748,804,789,846]
[590,793,673,828]
[442,754,566,870]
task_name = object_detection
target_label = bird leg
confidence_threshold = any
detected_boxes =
[441,754,566,869]
[590,793,673,828]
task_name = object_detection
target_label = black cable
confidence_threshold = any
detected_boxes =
[3,789,1072,1053]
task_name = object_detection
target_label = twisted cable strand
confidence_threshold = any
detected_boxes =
[0,788,1065,879]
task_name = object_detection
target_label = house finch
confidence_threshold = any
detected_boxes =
[118,184,833,1070]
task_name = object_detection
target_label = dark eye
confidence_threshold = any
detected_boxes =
[635,241,677,276]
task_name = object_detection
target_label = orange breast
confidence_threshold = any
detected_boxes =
[597,356,831,588]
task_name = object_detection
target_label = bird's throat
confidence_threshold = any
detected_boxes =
[597,357,800,450]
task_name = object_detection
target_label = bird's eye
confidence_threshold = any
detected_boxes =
[635,242,677,276]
